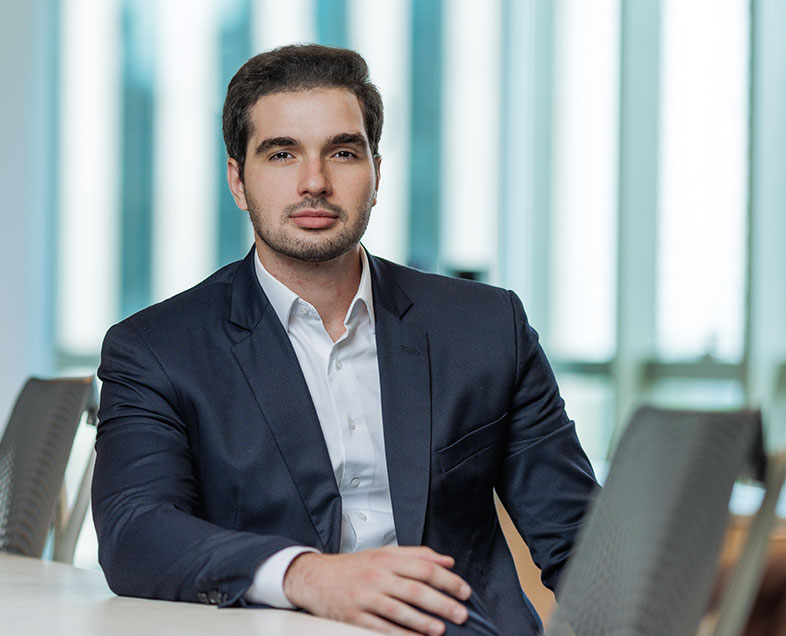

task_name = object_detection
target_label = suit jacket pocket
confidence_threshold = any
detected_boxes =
[436,412,508,474]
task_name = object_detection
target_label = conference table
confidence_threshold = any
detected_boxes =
[0,553,376,635]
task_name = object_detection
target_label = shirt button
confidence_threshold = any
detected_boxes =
[348,418,357,431]
[335,360,343,370]
[350,477,360,488]
[298,305,308,315]
[358,512,367,522]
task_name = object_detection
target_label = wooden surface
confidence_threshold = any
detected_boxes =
[0,553,375,636]
[717,515,786,567]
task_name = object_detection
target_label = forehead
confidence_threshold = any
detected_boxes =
[246,88,367,145]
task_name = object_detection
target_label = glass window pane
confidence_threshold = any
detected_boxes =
[58,0,122,355]
[657,0,749,361]
[549,0,620,361]
[440,0,503,279]
[152,0,219,302]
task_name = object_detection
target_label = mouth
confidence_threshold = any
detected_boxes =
[289,209,340,230]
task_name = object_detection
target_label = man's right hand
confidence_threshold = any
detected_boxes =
[282,546,472,636]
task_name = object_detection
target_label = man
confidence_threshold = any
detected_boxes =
[93,44,597,636]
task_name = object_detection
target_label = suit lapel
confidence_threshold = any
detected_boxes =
[228,249,342,552]
[370,255,432,547]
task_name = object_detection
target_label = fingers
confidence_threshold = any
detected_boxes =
[282,547,472,635]
[359,596,449,636]
[376,546,471,604]
[387,552,472,602]
[384,576,468,629]
[367,549,470,628]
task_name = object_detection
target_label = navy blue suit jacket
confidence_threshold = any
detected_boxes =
[92,248,596,635]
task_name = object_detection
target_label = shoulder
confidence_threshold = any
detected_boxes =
[369,254,516,312]
[106,256,246,345]
[367,254,531,348]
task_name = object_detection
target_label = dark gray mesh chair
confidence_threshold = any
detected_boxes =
[547,406,773,636]
[0,377,97,561]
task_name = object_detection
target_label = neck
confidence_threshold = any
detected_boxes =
[255,238,363,341]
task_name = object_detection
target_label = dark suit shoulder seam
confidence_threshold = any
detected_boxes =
[114,320,186,416]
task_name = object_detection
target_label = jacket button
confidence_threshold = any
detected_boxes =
[197,592,208,604]
[207,590,222,605]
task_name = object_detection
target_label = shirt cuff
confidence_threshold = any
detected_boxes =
[244,546,320,608]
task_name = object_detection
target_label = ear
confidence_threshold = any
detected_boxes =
[226,158,249,210]
[372,156,382,207]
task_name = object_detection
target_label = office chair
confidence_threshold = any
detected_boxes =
[546,406,774,636]
[0,376,97,562]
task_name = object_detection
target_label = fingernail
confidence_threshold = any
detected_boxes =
[461,584,472,599]
[453,607,468,623]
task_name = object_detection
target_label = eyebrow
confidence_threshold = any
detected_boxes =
[254,136,298,155]
[327,132,368,148]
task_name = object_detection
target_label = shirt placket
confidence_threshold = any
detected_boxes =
[328,331,382,551]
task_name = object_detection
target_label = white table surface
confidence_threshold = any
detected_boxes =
[0,553,376,635]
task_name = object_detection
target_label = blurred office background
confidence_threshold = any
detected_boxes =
[2,0,785,481]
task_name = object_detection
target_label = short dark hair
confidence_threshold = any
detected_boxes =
[222,43,384,178]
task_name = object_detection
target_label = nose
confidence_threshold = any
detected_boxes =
[298,156,331,198]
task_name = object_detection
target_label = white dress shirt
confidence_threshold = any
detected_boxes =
[244,248,397,607]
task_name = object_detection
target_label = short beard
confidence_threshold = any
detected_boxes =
[248,195,373,263]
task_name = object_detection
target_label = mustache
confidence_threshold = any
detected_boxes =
[285,197,345,217]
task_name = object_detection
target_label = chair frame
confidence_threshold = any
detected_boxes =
[0,376,97,563]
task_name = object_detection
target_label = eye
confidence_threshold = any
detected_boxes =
[333,150,357,159]
[269,151,293,161]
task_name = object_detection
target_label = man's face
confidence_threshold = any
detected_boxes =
[227,88,380,264]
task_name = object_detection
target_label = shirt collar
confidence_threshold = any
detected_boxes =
[253,247,375,329]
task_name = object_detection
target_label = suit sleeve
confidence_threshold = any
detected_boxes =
[92,321,297,606]
[494,290,598,593]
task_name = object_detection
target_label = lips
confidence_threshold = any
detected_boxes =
[289,209,339,229]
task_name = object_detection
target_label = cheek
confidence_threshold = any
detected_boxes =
[347,174,378,204]
[247,179,290,210]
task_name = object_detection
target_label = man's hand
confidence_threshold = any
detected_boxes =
[282,546,472,635]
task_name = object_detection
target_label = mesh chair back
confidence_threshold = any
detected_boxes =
[547,406,765,636]
[0,377,97,557]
